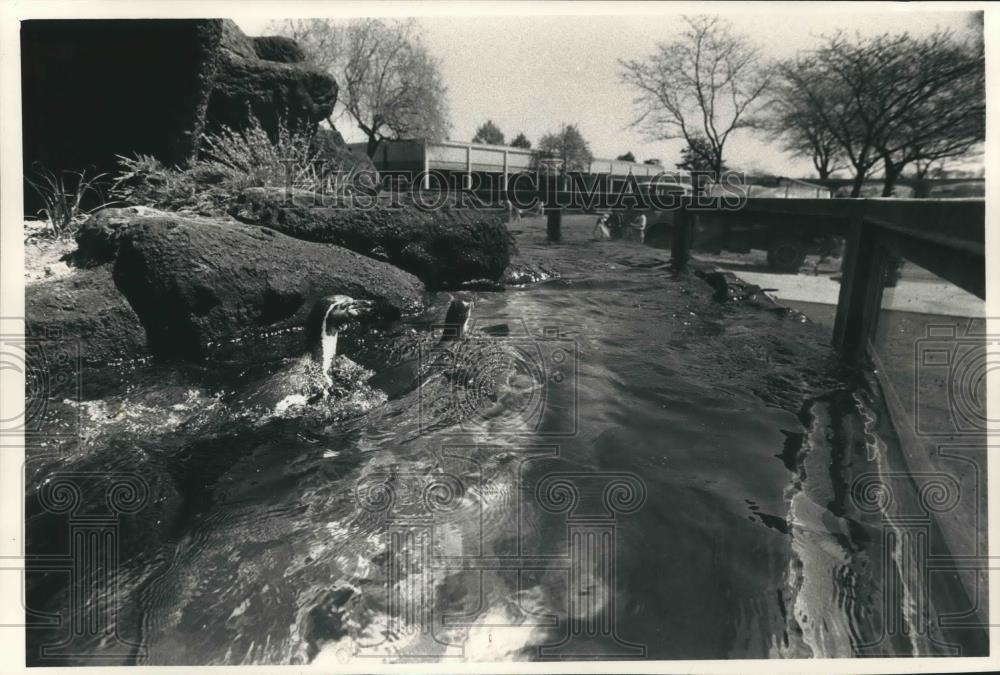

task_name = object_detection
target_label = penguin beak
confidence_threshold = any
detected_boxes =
[346,299,375,318]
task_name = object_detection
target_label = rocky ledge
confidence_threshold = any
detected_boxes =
[27,208,427,375]
[230,188,513,290]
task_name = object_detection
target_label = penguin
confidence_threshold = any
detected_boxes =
[306,295,376,386]
[411,297,542,433]
[232,295,384,421]
[437,298,474,343]
[364,297,474,399]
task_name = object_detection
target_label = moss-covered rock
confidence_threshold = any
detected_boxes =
[252,35,307,63]
[206,21,337,139]
[105,209,425,360]
[26,267,149,386]
[230,188,513,289]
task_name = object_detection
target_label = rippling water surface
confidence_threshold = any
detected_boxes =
[25,215,985,664]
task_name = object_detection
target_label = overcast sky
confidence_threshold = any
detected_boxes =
[236,7,980,177]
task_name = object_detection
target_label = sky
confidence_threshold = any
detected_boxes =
[236,7,980,178]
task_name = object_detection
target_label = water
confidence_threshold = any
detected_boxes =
[25,215,986,664]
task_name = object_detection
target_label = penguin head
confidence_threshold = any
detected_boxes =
[323,295,375,330]
[307,295,375,348]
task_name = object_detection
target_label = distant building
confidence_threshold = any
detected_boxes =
[348,138,669,189]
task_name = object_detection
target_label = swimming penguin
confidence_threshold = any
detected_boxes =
[232,295,385,421]
[306,295,376,385]
[363,297,475,399]
[411,297,543,433]
[438,298,474,343]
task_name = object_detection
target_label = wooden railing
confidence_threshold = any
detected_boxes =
[669,197,985,360]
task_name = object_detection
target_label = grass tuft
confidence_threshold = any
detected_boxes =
[25,165,116,238]
[112,113,364,214]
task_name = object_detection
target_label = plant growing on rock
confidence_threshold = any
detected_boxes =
[112,114,359,214]
[25,165,115,238]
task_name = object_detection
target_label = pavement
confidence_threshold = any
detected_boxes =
[704,252,983,320]
[734,269,984,319]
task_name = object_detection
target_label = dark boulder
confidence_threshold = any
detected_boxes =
[73,205,193,267]
[26,267,150,386]
[230,189,513,289]
[21,19,224,213]
[252,35,307,63]
[21,19,340,215]
[106,209,425,360]
[206,21,338,138]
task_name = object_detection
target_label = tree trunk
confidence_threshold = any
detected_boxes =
[814,154,832,181]
[365,135,382,158]
[881,162,902,197]
[849,170,866,198]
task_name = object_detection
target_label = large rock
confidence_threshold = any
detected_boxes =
[230,189,513,289]
[252,35,307,63]
[21,19,339,214]
[206,21,338,138]
[21,19,223,213]
[26,267,150,390]
[104,209,425,360]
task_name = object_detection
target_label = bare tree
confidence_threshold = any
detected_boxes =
[620,15,771,176]
[675,135,727,173]
[776,30,984,196]
[774,51,878,197]
[764,81,846,180]
[269,18,450,157]
[266,19,345,73]
[872,32,984,195]
[341,20,450,157]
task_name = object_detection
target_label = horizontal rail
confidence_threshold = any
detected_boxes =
[664,197,985,359]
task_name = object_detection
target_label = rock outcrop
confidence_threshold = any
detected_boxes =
[206,21,337,138]
[251,35,307,64]
[230,189,513,289]
[21,19,222,214]
[103,209,425,360]
[26,267,150,391]
[21,19,339,214]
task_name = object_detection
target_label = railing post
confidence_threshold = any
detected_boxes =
[671,199,693,268]
[832,203,884,359]
[422,139,430,190]
[546,171,566,242]
[465,145,472,190]
[546,209,562,242]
